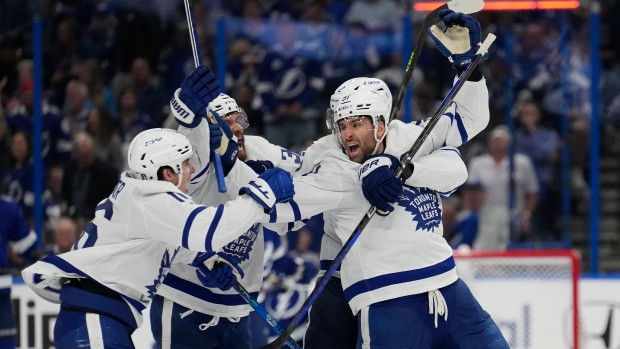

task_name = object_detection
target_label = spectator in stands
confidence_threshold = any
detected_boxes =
[231,83,264,135]
[73,58,117,114]
[61,131,118,222]
[61,79,91,135]
[5,78,66,166]
[253,20,325,149]
[47,16,85,107]
[86,106,124,171]
[344,0,403,32]
[450,182,486,250]
[116,86,154,160]
[514,99,561,238]
[2,131,37,225]
[129,57,167,126]
[45,216,80,256]
[42,165,66,246]
[0,78,10,178]
[468,126,539,249]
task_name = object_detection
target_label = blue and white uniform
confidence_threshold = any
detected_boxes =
[0,196,38,347]
[151,124,301,348]
[268,77,508,347]
[20,160,273,347]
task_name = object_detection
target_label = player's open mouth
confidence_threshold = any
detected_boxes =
[347,144,360,154]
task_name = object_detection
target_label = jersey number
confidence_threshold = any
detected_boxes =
[73,199,114,249]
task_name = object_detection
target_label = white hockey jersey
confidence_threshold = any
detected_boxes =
[21,164,269,327]
[156,129,302,317]
[270,78,489,314]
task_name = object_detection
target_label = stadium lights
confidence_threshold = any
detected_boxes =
[413,1,580,11]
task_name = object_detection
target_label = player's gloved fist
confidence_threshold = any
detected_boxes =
[192,251,244,291]
[428,10,484,74]
[208,110,239,175]
[240,168,295,212]
[171,66,220,128]
[358,154,403,216]
[245,160,274,174]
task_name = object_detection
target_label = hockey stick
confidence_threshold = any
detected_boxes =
[183,0,227,193]
[389,0,485,123]
[232,282,301,349]
[262,33,496,349]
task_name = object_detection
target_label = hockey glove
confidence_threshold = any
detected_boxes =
[245,160,274,174]
[240,168,295,212]
[170,66,220,128]
[208,110,239,175]
[359,154,404,216]
[428,10,485,76]
[192,251,244,291]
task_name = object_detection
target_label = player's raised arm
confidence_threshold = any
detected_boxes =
[407,10,490,152]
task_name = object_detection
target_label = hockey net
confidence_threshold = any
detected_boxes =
[454,249,580,349]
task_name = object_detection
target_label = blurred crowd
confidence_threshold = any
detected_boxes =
[1,0,619,259]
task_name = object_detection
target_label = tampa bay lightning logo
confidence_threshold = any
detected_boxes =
[146,247,180,298]
[222,223,259,262]
[396,186,442,232]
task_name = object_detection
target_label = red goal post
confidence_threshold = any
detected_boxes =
[454,249,580,349]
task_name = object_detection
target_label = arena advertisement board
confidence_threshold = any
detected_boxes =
[9,276,620,348]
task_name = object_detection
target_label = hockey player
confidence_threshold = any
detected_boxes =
[267,10,509,348]
[152,68,302,348]
[0,195,41,347]
[20,124,295,347]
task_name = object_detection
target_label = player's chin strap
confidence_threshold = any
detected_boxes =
[428,289,448,328]
[371,120,389,155]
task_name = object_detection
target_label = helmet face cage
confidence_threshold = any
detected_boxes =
[208,93,249,129]
[127,128,193,186]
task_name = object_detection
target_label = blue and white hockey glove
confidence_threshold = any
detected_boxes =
[240,168,295,212]
[192,251,244,291]
[170,66,220,128]
[208,110,239,175]
[245,160,274,174]
[359,154,404,216]
[428,10,485,76]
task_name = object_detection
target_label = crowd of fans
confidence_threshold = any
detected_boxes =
[1,0,619,259]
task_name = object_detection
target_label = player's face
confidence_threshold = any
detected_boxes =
[223,112,248,161]
[338,116,378,163]
[177,159,196,194]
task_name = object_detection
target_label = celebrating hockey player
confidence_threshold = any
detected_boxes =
[152,68,302,348]
[265,10,510,348]
[20,119,295,347]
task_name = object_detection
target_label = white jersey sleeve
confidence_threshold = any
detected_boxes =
[244,135,302,174]
[391,78,489,158]
[406,147,467,196]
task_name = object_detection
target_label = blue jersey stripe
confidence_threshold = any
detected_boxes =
[182,206,207,249]
[163,274,258,306]
[167,192,186,202]
[454,112,468,144]
[343,256,456,302]
[191,162,210,182]
[269,205,278,223]
[38,256,146,312]
[204,204,224,251]
[289,200,302,221]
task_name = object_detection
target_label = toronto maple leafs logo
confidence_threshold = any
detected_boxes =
[145,247,180,298]
[222,223,259,262]
[396,186,442,232]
